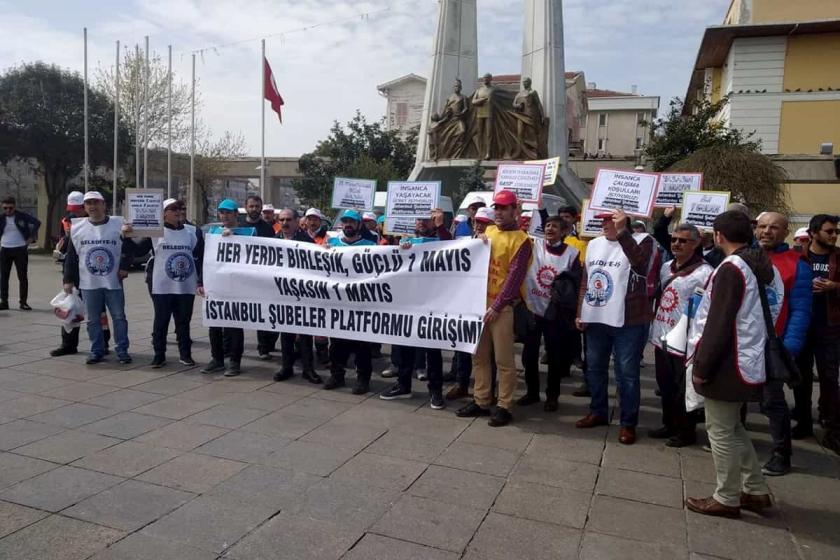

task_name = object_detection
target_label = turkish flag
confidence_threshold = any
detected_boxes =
[264,57,284,123]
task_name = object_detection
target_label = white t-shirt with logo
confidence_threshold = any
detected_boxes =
[151,225,199,295]
[70,217,124,290]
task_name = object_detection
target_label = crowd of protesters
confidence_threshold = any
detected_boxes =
[31,185,840,521]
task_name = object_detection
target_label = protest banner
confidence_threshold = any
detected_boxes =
[525,156,560,186]
[384,217,416,237]
[589,168,659,218]
[331,177,376,211]
[579,198,604,238]
[386,181,441,219]
[654,173,702,208]
[202,235,490,352]
[124,188,164,237]
[494,163,545,203]
[680,190,731,231]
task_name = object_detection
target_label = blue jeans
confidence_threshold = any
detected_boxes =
[82,289,129,357]
[585,322,648,427]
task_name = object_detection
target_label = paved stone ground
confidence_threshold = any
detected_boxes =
[0,255,839,559]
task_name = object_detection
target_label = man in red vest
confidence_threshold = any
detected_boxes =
[755,212,812,476]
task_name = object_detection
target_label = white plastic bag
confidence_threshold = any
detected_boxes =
[51,288,85,333]
[685,363,705,412]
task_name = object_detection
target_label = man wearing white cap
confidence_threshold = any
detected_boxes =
[262,204,280,234]
[362,211,380,243]
[793,227,810,254]
[304,208,328,245]
[124,199,203,368]
[62,191,132,364]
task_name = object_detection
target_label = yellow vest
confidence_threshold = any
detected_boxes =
[486,225,531,305]
[564,234,588,264]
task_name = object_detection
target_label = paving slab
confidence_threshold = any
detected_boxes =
[463,511,582,560]
[342,533,459,560]
[0,451,59,489]
[509,453,600,492]
[194,429,291,463]
[240,410,327,439]
[84,388,165,411]
[493,479,591,529]
[79,411,173,439]
[0,465,124,512]
[297,477,401,531]
[13,429,121,464]
[434,440,520,477]
[407,464,504,511]
[262,439,357,476]
[132,396,216,419]
[587,495,687,547]
[134,421,228,450]
[184,403,269,429]
[580,531,690,560]
[89,531,216,559]
[686,509,801,560]
[72,440,182,477]
[207,464,320,511]
[299,419,387,452]
[0,513,124,560]
[596,466,685,509]
[136,452,247,493]
[0,419,65,450]
[603,439,682,478]
[332,452,428,491]
[0,500,49,539]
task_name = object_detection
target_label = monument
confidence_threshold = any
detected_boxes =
[410,0,587,206]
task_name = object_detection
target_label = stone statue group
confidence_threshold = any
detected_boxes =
[428,74,549,162]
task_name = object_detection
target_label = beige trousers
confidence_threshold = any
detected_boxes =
[472,306,517,410]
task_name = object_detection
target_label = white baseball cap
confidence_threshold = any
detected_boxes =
[163,198,179,210]
[262,204,275,212]
[454,214,468,223]
[83,191,105,202]
[475,207,495,223]
[794,227,810,240]
[66,191,84,206]
[304,208,323,219]
[362,211,377,222]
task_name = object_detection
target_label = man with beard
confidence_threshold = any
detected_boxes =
[272,208,322,384]
[244,195,280,359]
[325,210,376,394]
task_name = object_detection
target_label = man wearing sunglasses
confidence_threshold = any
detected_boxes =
[648,223,712,448]
[0,196,40,311]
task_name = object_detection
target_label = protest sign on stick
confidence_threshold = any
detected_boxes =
[494,163,545,204]
[524,157,560,186]
[386,181,441,219]
[384,217,416,237]
[124,188,164,237]
[579,198,604,238]
[680,190,731,231]
[654,173,702,208]
[331,177,376,211]
[589,168,659,218]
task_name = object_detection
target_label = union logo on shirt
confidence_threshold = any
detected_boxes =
[585,269,614,307]
[165,252,194,282]
[85,248,114,276]
[536,265,558,289]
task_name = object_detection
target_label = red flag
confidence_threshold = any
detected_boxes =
[263,57,284,123]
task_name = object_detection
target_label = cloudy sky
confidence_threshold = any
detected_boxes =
[1,0,731,156]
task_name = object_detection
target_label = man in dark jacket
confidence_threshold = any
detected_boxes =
[0,196,41,310]
[272,208,322,384]
[685,211,774,519]
[755,211,812,475]
[244,195,280,359]
[794,214,840,456]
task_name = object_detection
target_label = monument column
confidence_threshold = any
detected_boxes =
[412,0,477,176]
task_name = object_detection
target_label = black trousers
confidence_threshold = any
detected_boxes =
[396,346,443,393]
[794,325,840,431]
[523,315,573,400]
[151,294,194,359]
[329,338,372,381]
[0,246,28,304]
[760,378,792,458]
[453,351,473,389]
[209,326,243,362]
[257,330,280,355]
[280,332,314,373]
[654,347,698,437]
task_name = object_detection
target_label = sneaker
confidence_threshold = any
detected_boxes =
[323,375,346,390]
[416,369,427,381]
[150,356,166,369]
[455,401,491,418]
[761,453,791,476]
[791,423,814,440]
[430,391,446,410]
[516,393,540,406]
[201,359,225,374]
[19,303,32,311]
[85,354,104,365]
[273,369,294,382]
[488,407,513,427]
[302,370,323,384]
[224,361,241,377]
[445,386,469,400]
[380,383,412,400]
[118,354,132,365]
[352,381,370,395]
[380,368,396,378]
[179,356,196,366]
[50,346,77,357]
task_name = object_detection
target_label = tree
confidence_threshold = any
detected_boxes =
[95,46,196,183]
[452,161,488,207]
[0,62,132,247]
[294,112,418,212]
[193,129,247,223]
[645,96,761,171]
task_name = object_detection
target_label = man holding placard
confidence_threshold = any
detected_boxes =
[575,209,655,445]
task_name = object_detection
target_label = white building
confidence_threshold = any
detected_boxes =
[376,73,427,135]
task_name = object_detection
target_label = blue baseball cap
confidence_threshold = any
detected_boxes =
[340,209,362,222]
[217,199,238,212]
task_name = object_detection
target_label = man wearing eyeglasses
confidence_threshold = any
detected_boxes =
[0,196,40,311]
[648,223,712,448]
[794,214,840,456]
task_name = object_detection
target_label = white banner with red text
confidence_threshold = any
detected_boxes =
[202,235,490,352]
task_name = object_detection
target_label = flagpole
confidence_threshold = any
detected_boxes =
[135,44,140,189]
[260,39,266,201]
[167,44,172,198]
[143,35,149,189]
[113,40,120,210]
[189,53,196,223]
[83,27,89,191]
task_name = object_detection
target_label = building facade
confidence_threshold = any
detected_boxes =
[685,0,840,155]
[376,73,427,135]
[583,86,659,158]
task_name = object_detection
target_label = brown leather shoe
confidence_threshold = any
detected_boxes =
[575,414,608,428]
[740,492,772,513]
[685,496,741,519]
[618,426,636,445]
[445,386,469,400]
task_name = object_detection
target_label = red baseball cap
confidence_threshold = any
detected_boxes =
[492,190,517,207]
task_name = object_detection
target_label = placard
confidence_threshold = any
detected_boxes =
[202,235,490,352]
[589,168,659,218]
[494,163,545,204]
[331,177,376,211]
[124,188,164,237]
[680,190,731,231]
[384,217,416,237]
[579,198,604,238]
[525,157,560,186]
[654,173,703,208]
[386,181,441,219]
